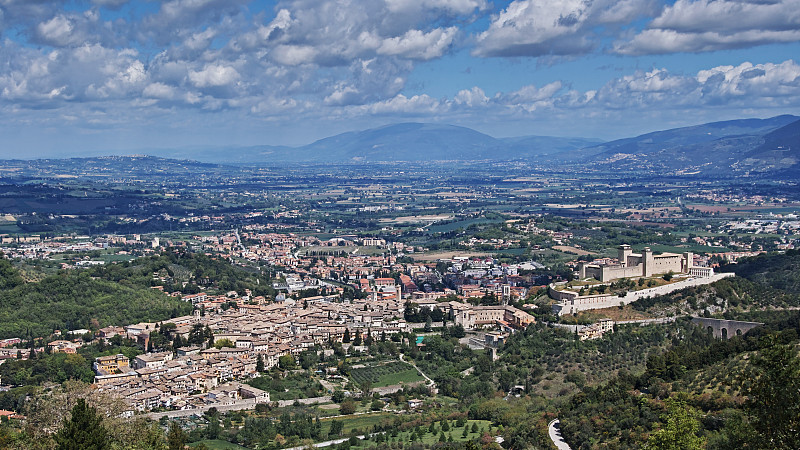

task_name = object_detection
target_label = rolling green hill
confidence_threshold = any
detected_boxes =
[0,260,191,339]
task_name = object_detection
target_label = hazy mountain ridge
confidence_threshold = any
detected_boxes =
[2,116,798,176]
[226,116,798,173]
[150,123,603,163]
[737,119,800,173]
[577,115,799,174]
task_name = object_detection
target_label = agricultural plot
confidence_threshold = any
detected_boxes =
[345,420,495,447]
[349,361,424,387]
[426,217,503,233]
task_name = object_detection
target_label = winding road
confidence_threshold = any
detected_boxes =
[399,353,436,390]
[548,419,572,450]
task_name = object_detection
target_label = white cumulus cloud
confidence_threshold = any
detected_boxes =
[189,64,240,88]
[616,0,800,54]
[377,27,458,60]
[474,0,655,57]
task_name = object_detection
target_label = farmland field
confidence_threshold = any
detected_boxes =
[349,361,424,387]
[426,217,503,233]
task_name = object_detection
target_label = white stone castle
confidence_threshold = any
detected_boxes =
[578,244,713,282]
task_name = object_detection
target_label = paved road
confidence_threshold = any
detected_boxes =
[616,317,677,326]
[147,395,331,419]
[548,419,572,450]
[285,434,372,450]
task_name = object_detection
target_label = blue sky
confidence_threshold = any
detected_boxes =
[1,0,799,157]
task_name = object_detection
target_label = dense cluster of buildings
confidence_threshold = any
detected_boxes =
[83,279,533,411]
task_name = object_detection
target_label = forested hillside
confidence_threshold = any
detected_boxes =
[722,248,800,294]
[0,258,191,339]
[0,251,280,340]
[558,315,800,449]
[554,251,800,448]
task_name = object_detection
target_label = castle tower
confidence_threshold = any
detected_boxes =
[682,252,693,273]
[618,244,632,267]
[642,247,654,277]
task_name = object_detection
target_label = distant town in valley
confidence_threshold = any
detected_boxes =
[0,115,799,449]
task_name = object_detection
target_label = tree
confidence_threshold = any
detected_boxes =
[332,390,346,403]
[167,421,186,450]
[278,354,295,370]
[53,398,109,450]
[339,399,356,415]
[343,329,351,343]
[352,330,362,346]
[744,337,800,448]
[359,380,372,398]
[329,419,344,436]
[188,323,207,345]
[424,316,433,332]
[213,338,234,349]
[645,398,705,450]
[205,409,220,440]
[256,354,265,373]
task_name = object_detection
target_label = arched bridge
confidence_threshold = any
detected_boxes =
[691,317,764,339]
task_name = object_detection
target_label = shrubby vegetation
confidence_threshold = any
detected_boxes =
[0,269,191,339]
[87,251,276,297]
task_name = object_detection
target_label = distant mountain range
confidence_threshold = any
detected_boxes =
[155,123,602,164]
[146,115,800,176]
[8,115,795,176]
[575,115,800,174]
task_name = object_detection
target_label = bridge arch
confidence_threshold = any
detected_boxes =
[691,317,763,340]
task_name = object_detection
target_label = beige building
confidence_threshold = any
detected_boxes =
[578,319,614,341]
[578,245,696,282]
[454,305,535,330]
[94,354,130,375]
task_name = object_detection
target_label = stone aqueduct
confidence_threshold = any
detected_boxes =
[691,317,764,340]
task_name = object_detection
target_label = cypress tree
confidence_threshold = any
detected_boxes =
[167,421,186,450]
[54,398,108,450]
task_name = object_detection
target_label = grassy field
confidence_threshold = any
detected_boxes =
[349,419,494,446]
[492,247,527,256]
[426,217,503,233]
[320,412,396,435]
[99,253,136,263]
[349,361,424,388]
[553,245,595,256]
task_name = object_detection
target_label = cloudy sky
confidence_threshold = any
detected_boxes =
[1,0,799,157]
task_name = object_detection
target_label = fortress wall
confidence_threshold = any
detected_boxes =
[549,285,578,302]
[649,255,684,275]
[601,265,643,282]
[552,273,735,316]
[626,255,642,266]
